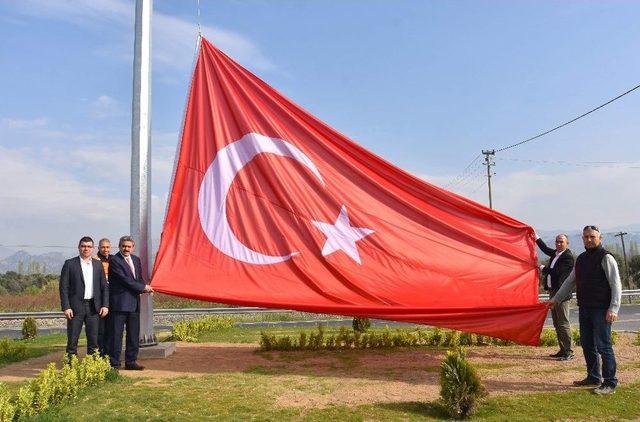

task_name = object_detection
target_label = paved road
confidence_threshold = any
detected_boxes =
[1,304,638,339]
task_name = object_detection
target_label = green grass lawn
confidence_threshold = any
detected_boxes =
[0,333,66,367]
[3,325,639,421]
[30,373,640,421]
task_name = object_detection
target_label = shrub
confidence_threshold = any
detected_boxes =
[170,316,234,342]
[21,317,37,340]
[308,324,325,349]
[439,348,486,420]
[0,337,27,364]
[298,332,308,349]
[352,317,371,332]
[539,328,559,347]
[443,330,461,347]
[259,332,277,351]
[430,328,444,346]
[459,332,475,346]
[1,353,116,421]
[0,383,16,422]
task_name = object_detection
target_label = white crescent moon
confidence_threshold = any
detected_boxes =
[198,132,325,265]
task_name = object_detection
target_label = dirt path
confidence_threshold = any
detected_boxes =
[2,335,639,408]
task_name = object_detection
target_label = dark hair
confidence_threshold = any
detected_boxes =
[583,225,600,233]
[119,235,135,247]
[78,236,94,246]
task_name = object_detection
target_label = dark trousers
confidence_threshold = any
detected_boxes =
[579,307,617,387]
[109,311,140,367]
[98,313,111,357]
[66,299,99,356]
[550,292,573,354]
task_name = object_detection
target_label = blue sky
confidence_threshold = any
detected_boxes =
[1,0,639,253]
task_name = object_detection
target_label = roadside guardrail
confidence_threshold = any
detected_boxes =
[1,290,638,320]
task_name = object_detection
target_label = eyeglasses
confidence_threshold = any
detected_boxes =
[583,225,600,232]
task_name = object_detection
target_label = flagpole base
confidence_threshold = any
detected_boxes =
[136,342,176,359]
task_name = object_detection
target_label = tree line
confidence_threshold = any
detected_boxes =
[0,272,58,295]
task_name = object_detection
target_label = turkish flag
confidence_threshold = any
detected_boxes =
[152,37,549,345]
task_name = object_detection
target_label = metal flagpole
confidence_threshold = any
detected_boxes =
[131,0,157,346]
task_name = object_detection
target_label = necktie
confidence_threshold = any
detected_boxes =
[125,256,136,277]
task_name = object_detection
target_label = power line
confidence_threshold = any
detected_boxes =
[498,157,640,169]
[444,154,482,188]
[446,163,485,189]
[496,82,640,152]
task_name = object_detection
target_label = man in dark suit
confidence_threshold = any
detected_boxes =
[108,235,153,370]
[536,233,575,360]
[59,236,109,357]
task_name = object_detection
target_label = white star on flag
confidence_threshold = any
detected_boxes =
[311,205,375,264]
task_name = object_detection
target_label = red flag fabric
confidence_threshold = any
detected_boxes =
[152,37,549,345]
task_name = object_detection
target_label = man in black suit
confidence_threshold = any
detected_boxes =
[59,236,109,357]
[536,233,575,360]
[108,235,153,370]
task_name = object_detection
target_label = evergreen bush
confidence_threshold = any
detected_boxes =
[0,338,27,364]
[439,348,486,420]
[352,317,371,332]
[170,316,234,342]
[21,317,37,340]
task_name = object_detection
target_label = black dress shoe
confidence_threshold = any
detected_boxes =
[558,351,575,361]
[124,362,145,370]
[573,377,600,387]
[548,350,564,358]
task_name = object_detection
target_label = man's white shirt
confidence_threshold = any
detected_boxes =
[80,256,94,299]
[547,249,566,289]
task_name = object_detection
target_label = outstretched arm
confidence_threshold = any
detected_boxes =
[110,259,146,294]
[536,238,556,258]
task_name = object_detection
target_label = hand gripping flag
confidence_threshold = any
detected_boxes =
[152,37,549,345]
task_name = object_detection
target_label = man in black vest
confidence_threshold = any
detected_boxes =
[536,233,575,360]
[551,225,622,395]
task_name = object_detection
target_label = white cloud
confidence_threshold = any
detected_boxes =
[0,117,49,130]
[88,95,123,119]
[0,146,129,246]
[421,166,640,231]
[12,0,275,72]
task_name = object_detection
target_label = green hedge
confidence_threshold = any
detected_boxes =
[170,316,234,342]
[259,325,524,352]
[0,353,117,421]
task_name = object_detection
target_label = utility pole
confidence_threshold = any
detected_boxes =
[614,231,630,290]
[482,149,496,209]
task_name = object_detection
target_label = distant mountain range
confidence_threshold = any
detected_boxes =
[0,250,67,274]
[0,228,638,275]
